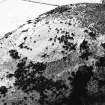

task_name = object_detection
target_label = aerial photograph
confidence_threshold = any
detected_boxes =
[0,0,105,105]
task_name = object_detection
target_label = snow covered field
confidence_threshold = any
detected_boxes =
[0,0,101,37]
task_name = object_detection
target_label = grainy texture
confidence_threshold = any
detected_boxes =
[0,3,105,105]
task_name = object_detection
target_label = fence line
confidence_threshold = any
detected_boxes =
[22,0,59,6]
